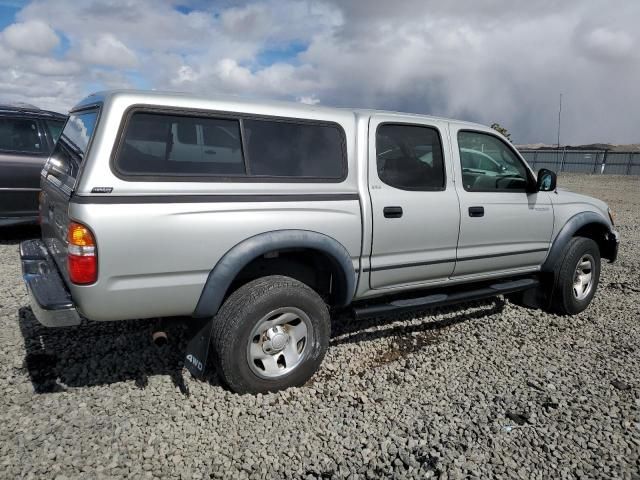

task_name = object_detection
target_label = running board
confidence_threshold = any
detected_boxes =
[353,277,539,319]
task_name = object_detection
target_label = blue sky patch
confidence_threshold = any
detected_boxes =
[174,4,194,15]
[0,2,21,30]
[127,72,152,89]
[254,41,308,69]
[53,31,70,57]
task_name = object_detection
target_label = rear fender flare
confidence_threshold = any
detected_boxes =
[193,230,356,318]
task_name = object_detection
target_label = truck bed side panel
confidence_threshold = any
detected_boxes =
[69,198,362,321]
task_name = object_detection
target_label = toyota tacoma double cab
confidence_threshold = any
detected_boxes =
[20,90,619,393]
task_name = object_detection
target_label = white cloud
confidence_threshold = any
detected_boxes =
[221,4,272,41]
[77,33,138,68]
[579,27,635,62]
[2,20,58,54]
[297,94,320,105]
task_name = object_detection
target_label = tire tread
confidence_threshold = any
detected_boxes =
[551,236,600,315]
[212,275,329,393]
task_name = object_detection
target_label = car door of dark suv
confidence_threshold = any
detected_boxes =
[0,115,58,225]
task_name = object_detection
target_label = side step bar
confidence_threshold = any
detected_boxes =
[353,277,539,319]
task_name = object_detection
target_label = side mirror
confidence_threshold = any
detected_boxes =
[536,168,557,192]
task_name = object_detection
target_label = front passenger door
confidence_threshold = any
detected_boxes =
[452,129,553,278]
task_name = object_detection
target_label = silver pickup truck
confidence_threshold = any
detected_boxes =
[20,90,619,393]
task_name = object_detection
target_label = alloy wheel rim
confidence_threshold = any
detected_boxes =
[247,307,312,379]
[572,254,595,300]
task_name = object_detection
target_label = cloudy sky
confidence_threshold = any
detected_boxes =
[0,0,638,144]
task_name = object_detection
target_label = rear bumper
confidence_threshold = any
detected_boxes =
[20,239,82,327]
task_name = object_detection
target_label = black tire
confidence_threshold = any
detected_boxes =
[551,237,601,315]
[212,275,330,394]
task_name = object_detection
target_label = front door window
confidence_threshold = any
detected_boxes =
[458,131,529,192]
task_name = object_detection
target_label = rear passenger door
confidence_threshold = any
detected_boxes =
[368,116,460,290]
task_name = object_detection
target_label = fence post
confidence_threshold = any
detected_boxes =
[601,150,608,174]
[559,148,567,172]
[626,152,634,175]
[532,151,538,169]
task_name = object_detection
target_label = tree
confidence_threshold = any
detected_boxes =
[491,123,511,141]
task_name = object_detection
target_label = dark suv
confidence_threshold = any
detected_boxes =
[0,104,66,226]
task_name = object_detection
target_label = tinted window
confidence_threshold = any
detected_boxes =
[244,119,345,178]
[45,119,65,144]
[376,124,445,191]
[45,109,99,183]
[61,110,99,157]
[117,112,245,176]
[0,117,44,153]
[458,131,528,192]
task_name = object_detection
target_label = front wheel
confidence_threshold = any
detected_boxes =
[212,275,330,394]
[552,237,601,315]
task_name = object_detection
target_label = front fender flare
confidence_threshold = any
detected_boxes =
[192,230,356,318]
[541,211,614,272]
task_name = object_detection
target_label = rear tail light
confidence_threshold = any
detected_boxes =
[67,221,97,284]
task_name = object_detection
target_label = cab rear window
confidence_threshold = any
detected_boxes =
[114,110,347,181]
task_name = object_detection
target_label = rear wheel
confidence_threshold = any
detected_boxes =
[552,237,601,315]
[212,275,330,394]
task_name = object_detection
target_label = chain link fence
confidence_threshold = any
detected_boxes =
[518,149,640,175]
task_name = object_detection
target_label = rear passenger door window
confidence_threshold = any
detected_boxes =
[243,119,345,179]
[0,117,44,154]
[376,124,445,190]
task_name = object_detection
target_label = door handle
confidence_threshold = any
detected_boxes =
[468,206,484,217]
[383,206,403,218]
[203,149,217,154]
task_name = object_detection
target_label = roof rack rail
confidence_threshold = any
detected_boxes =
[0,103,66,118]
[0,102,40,111]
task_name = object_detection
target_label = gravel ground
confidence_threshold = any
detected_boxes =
[1,173,639,479]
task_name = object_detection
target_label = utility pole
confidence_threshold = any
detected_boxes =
[557,93,562,165]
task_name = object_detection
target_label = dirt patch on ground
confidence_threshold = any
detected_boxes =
[371,331,440,367]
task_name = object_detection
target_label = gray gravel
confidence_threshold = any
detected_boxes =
[1,173,639,479]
